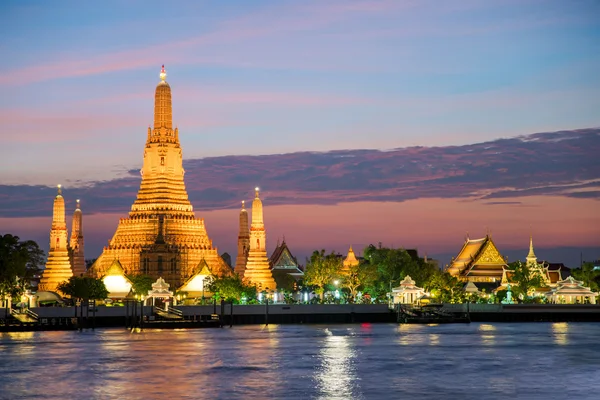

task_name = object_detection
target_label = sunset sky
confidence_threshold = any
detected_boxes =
[2,0,599,267]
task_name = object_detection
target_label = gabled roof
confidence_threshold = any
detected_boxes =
[269,241,301,272]
[105,259,126,277]
[447,235,507,277]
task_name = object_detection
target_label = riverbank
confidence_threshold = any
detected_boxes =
[1,304,599,331]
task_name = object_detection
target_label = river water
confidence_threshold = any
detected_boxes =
[1,323,599,399]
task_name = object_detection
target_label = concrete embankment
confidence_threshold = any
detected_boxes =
[2,304,600,332]
[442,304,600,322]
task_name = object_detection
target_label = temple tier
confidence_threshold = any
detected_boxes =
[87,66,231,288]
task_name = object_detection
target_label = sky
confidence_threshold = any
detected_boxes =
[1,0,599,267]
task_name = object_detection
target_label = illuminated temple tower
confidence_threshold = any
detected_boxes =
[234,200,250,276]
[69,199,86,277]
[243,188,276,291]
[87,66,231,287]
[39,185,74,292]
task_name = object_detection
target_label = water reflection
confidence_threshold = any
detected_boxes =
[397,324,425,346]
[479,323,496,346]
[552,322,569,346]
[316,334,360,400]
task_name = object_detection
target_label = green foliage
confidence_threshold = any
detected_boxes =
[129,274,154,296]
[570,262,600,291]
[0,234,45,301]
[506,261,546,299]
[303,250,342,301]
[205,274,257,303]
[272,270,296,292]
[57,276,109,300]
[424,270,467,303]
[342,261,378,302]
[362,245,437,300]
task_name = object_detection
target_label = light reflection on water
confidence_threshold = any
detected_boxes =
[1,323,600,400]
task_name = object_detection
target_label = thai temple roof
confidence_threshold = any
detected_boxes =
[447,234,507,278]
[269,240,302,273]
[105,259,126,277]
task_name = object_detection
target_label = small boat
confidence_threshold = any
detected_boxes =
[397,304,471,324]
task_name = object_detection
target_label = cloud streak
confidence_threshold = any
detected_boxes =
[0,128,598,218]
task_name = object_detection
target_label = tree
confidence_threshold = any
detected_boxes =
[129,274,154,296]
[0,234,45,302]
[571,262,600,292]
[506,261,546,300]
[57,276,109,301]
[424,270,466,304]
[342,262,378,302]
[303,250,341,301]
[85,259,97,269]
[363,245,434,300]
[205,274,257,303]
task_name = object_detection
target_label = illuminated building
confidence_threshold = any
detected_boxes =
[69,199,86,277]
[269,238,303,287]
[87,66,231,287]
[546,276,598,304]
[243,188,276,291]
[341,245,359,274]
[446,234,507,283]
[102,259,132,298]
[38,185,74,293]
[390,275,426,304]
[234,200,250,276]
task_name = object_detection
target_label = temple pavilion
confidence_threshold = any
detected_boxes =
[546,277,598,304]
[390,275,426,304]
[446,234,507,284]
[269,239,304,288]
[87,66,231,288]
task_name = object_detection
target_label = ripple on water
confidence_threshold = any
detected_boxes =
[1,323,600,400]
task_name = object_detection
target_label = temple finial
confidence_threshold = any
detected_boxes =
[255,187,260,198]
[160,65,167,82]
[241,200,245,209]
[57,184,62,196]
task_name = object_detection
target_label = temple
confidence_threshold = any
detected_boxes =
[242,188,277,291]
[234,200,250,276]
[69,199,86,277]
[446,234,507,283]
[38,185,74,293]
[269,238,303,288]
[87,66,231,287]
[341,246,360,274]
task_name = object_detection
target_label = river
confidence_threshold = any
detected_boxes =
[1,322,599,399]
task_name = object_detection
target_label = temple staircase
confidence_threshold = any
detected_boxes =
[10,308,39,324]
[153,306,183,321]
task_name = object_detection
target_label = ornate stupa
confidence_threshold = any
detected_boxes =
[38,185,74,293]
[69,199,86,276]
[87,66,231,287]
[234,200,250,277]
[342,245,359,273]
[243,188,276,291]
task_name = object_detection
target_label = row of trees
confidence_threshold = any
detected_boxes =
[0,234,45,303]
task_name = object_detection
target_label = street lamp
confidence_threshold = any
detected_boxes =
[334,280,340,300]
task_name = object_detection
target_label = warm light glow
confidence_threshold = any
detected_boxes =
[103,275,132,298]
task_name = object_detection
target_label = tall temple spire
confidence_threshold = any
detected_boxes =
[132,65,192,216]
[245,187,276,291]
[234,200,250,277]
[86,68,232,288]
[526,234,537,265]
[154,64,172,131]
[69,199,86,276]
[39,185,73,293]
[251,187,264,229]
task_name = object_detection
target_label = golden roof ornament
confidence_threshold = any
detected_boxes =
[160,64,167,82]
